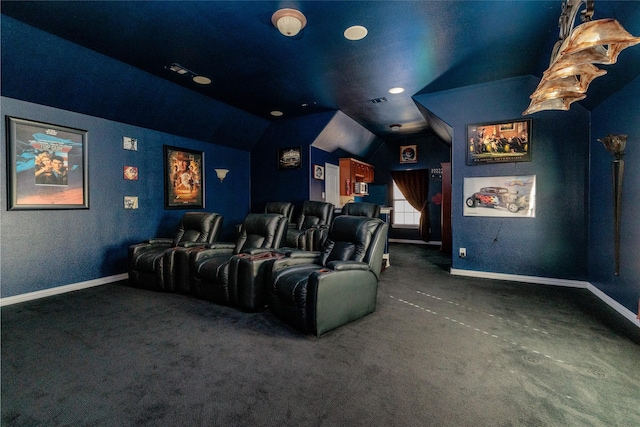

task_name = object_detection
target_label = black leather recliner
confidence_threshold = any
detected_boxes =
[342,202,381,218]
[284,200,334,251]
[264,201,294,222]
[235,202,294,235]
[268,215,388,336]
[189,213,288,306]
[128,212,223,292]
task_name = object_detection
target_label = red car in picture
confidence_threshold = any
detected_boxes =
[466,186,528,213]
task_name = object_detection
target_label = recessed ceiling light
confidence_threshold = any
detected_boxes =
[344,25,368,41]
[192,75,211,85]
[270,110,284,117]
[389,87,405,94]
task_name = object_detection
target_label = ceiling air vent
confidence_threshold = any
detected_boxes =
[369,97,387,104]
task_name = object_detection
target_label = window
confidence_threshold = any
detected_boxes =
[392,180,420,227]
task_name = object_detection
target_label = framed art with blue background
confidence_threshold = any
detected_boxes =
[6,116,89,210]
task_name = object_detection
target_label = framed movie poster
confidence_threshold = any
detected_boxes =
[6,117,89,210]
[278,146,302,170]
[164,145,204,209]
[466,119,531,165]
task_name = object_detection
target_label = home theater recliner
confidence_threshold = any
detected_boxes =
[189,213,289,306]
[268,215,389,337]
[128,212,223,293]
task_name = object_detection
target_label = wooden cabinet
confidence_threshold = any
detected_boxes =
[339,158,374,196]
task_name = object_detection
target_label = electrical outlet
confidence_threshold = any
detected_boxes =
[459,248,466,258]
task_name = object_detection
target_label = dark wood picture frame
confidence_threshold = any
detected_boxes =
[164,145,204,209]
[278,146,302,170]
[400,145,417,163]
[466,119,532,165]
[6,116,89,210]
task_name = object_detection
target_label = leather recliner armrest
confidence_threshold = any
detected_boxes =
[204,242,235,250]
[179,242,208,248]
[326,260,370,271]
[190,245,234,263]
[147,238,173,245]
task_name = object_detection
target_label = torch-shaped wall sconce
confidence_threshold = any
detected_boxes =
[597,134,627,275]
[215,168,229,182]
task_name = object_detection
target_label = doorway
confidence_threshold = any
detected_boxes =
[325,163,340,208]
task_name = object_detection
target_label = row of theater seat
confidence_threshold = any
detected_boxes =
[128,201,387,336]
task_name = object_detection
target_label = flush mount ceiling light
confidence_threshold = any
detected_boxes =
[192,75,211,85]
[344,25,368,41]
[388,87,405,94]
[523,0,640,115]
[271,8,307,37]
[389,124,402,132]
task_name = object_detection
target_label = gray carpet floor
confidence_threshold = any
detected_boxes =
[2,243,639,426]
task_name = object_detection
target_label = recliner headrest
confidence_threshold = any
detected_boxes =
[173,212,221,246]
[236,213,288,253]
[320,216,382,264]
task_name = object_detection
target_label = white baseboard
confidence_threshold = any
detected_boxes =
[0,273,128,307]
[451,268,640,328]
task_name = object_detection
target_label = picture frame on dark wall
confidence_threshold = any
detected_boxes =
[313,164,325,180]
[164,145,204,209]
[6,116,89,210]
[466,119,532,165]
[400,145,417,163]
[278,146,302,170]
[463,175,536,217]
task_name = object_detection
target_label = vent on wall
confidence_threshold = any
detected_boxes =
[369,97,388,104]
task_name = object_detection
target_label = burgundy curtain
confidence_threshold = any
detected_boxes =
[390,169,430,241]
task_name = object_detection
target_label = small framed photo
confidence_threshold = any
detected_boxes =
[164,145,204,209]
[466,119,531,165]
[278,146,302,170]
[400,145,417,163]
[313,164,325,180]
[123,166,138,180]
[123,136,137,151]
[124,196,138,209]
[6,116,89,210]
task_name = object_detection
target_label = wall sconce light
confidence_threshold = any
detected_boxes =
[271,8,307,37]
[215,168,229,182]
[523,0,640,115]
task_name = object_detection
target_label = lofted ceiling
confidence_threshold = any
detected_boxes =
[2,1,640,145]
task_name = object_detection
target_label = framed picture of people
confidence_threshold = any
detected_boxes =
[5,116,89,210]
[466,119,531,165]
[163,145,204,209]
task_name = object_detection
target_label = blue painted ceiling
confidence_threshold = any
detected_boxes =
[2,1,639,147]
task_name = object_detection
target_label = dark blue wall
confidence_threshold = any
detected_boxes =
[365,132,451,241]
[1,97,251,298]
[415,76,590,279]
[250,112,335,213]
[590,76,640,312]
